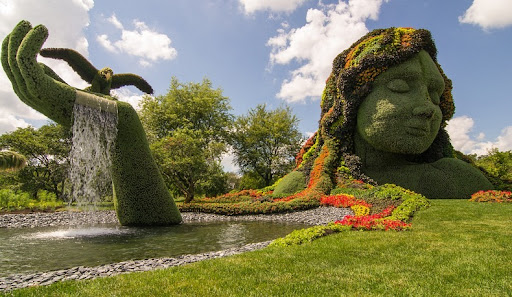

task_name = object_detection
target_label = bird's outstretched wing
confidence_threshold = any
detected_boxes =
[39,48,97,83]
[111,73,154,94]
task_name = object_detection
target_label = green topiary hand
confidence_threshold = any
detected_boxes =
[1,21,76,126]
[1,21,181,225]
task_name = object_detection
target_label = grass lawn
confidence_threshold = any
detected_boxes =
[3,199,511,297]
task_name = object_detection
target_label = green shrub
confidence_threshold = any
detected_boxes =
[178,198,319,215]
[272,171,306,197]
[0,189,31,211]
[0,189,65,212]
[270,223,350,247]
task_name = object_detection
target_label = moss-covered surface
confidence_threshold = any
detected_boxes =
[272,170,306,197]
[111,102,182,225]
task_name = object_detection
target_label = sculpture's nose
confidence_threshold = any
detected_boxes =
[412,104,435,119]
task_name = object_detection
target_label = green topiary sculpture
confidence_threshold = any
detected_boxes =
[284,27,492,199]
[39,48,154,95]
[0,150,26,171]
[1,20,181,225]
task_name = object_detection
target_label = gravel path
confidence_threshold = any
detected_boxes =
[0,207,352,291]
[0,207,351,228]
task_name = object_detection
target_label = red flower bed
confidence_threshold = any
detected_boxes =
[469,190,512,203]
[320,194,371,208]
[334,206,411,231]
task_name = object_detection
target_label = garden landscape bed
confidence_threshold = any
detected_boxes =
[3,199,511,296]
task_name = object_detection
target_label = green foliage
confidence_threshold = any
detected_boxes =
[0,188,64,212]
[196,162,230,198]
[151,128,221,202]
[0,124,71,199]
[272,170,306,197]
[270,223,350,247]
[139,77,233,201]
[238,171,266,190]
[474,149,512,191]
[231,104,303,187]
[0,189,30,211]
[178,197,319,215]
[139,76,232,143]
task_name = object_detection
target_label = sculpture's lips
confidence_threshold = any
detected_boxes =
[405,125,429,136]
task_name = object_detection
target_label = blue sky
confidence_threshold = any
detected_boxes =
[0,0,511,171]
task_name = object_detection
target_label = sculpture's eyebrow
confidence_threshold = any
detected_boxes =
[382,68,422,80]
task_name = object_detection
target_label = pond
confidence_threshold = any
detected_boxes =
[0,221,307,277]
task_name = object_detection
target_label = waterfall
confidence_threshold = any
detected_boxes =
[67,103,118,209]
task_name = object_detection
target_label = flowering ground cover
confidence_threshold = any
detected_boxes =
[469,190,512,203]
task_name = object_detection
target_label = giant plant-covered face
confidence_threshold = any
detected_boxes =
[356,50,444,155]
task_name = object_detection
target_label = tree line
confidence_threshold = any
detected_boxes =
[0,77,304,202]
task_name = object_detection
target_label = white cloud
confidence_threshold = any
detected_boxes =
[459,0,512,30]
[108,14,124,30]
[446,116,512,156]
[239,0,309,14]
[0,0,93,134]
[98,16,178,67]
[96,34,116,53]
[110,88,146,110]
[267,0,388,102]
[221,151,240,173]
[0,109,30,135]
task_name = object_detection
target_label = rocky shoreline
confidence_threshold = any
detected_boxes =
[0,207,351,291]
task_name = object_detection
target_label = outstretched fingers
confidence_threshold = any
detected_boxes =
[17,24,76,125]
[5,21,32,104]
[17,24,49,99]
[1,34,23,99]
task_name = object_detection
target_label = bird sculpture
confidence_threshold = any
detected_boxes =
[39,48,153,96]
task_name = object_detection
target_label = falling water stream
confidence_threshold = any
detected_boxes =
[67,103,118,208]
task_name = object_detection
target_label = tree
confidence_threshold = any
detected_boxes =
[475,149,512,191]
[0,124,72,199]
[139,77,233,201]
[231,104,304,187]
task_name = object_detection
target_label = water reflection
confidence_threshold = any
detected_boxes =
[27,226,133,240]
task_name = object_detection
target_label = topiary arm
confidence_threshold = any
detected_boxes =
[39,47,97,83]
[111,73,154,94]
